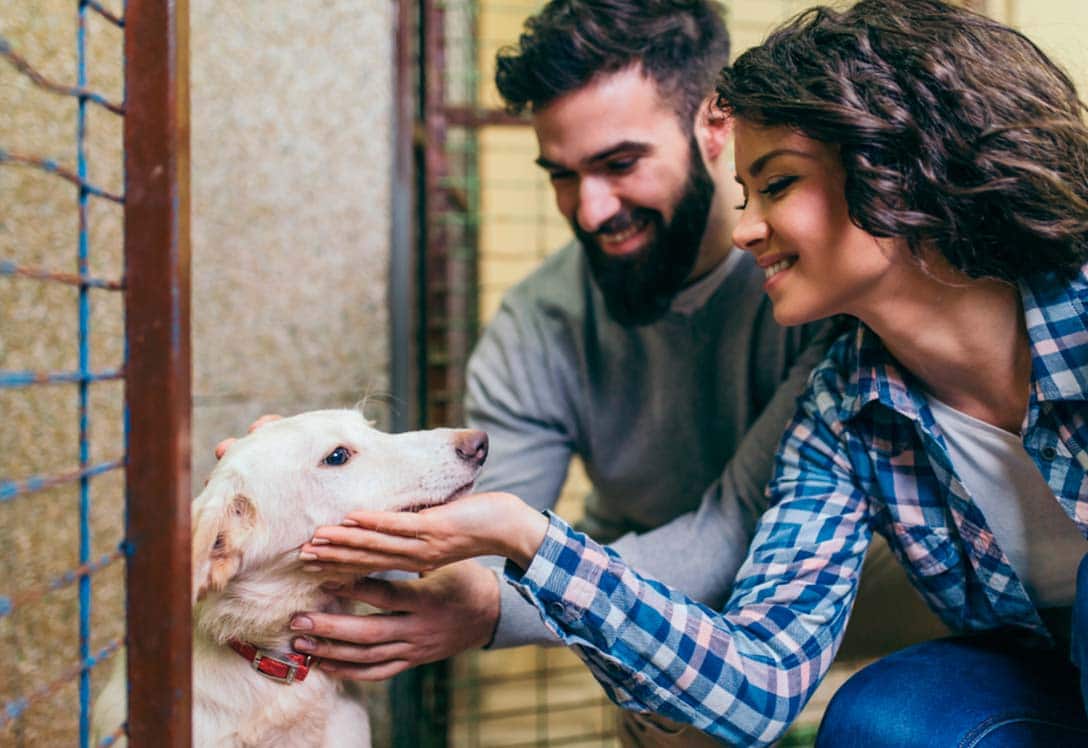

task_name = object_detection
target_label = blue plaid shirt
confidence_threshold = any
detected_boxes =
[505,265,1088,746]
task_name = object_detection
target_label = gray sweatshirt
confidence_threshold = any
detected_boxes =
[466,242,826,648]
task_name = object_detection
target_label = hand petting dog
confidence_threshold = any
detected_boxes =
[299,491,548,573]
[222,415,548,684]
[289,560,500,680]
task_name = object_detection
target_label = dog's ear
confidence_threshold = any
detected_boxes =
[192,485,257,603]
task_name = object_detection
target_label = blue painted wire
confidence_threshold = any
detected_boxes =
[0,460,124,503]
[0,369,123,387]
[77,3,93,744]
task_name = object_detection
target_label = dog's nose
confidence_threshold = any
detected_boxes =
[454,429,489,466]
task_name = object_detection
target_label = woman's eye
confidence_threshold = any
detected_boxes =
[759,175,798,197]
[735,195,749,211]
[322,446,352,466]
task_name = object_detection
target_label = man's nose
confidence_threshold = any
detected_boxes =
[453,429,489,466]
[576,177,621,234]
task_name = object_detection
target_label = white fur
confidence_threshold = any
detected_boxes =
[93,409,485,747]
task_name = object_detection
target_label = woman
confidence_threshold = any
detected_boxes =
[300,1,1088,744]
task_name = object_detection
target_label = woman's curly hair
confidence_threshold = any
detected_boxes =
[716,0,1088,282]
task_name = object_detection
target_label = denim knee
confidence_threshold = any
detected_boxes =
[1074,552,1088,708]
[815,636,1088,748]
[815,657,916,747]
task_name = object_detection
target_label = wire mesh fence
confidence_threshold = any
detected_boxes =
[1,5,128,744]
[2,1,190,744]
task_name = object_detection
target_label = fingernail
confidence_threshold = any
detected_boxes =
[320,581,343,591]
[290,616,313,631]
[341,519,359,527]
[299,551,318,561]
[293,636,315,652]
[303,564,323,572]
[311,537,331,545]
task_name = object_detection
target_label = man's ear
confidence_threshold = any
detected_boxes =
[191,485,256,603]
[694,95,732,164]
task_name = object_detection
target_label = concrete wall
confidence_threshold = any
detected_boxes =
[1,0,393,743]
[189,0,394,483]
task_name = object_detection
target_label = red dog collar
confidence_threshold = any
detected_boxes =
[228,639,313,685]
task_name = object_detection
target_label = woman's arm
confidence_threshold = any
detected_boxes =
[300,399,873,746]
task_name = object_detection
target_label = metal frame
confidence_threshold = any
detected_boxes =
[123,0,192,744]
[390,0,422,437]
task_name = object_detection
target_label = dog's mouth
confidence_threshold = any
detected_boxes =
[394,480,475,513]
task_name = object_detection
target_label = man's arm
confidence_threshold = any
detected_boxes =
[462,299,581,647]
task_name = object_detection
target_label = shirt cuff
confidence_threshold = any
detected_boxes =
[486,566,564,649]
[504,511,613,641]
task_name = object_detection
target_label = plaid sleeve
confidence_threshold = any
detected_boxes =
[504,392,872,746]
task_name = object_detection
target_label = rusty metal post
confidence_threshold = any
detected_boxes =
[123,0,192,744]
[391,0,423,436]
[422,0,454,430]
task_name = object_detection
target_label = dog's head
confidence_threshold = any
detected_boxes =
[191,409,487,603]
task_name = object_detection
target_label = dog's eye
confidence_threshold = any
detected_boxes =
[322,446,353,467]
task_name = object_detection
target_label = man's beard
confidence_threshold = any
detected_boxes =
[576,140,716,326]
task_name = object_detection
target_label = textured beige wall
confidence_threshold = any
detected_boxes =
[1,0,393,743]
[189,0,394,484]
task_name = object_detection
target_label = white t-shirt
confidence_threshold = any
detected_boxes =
[926,394,1087,607]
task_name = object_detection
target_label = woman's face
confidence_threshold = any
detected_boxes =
[732,119,902,326]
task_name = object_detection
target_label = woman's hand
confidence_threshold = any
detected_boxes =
[298,491,550,573]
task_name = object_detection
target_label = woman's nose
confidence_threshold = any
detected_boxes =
[732,205,769,252]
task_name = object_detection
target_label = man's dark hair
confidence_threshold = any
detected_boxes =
[716,0,1088,282]
[495,0,729,130]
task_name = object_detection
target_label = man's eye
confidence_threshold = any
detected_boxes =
[322,446,352,466]
[606,159,636,174]
[759,175,798,197]
[548,170,575,182]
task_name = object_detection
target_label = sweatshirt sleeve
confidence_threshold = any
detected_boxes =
[465,291,582,647]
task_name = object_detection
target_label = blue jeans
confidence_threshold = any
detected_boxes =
[816,554,1088,747]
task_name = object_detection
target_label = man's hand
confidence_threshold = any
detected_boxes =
[289,560,501,680]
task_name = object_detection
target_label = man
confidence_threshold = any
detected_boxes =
[272,1,944,744]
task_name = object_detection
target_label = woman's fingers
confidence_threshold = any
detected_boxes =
[311,524,421,548]
[302,493,531,573]
[339,510,435,537]
[299,549,433,574]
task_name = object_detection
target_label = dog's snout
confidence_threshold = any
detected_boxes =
[454,429,489,466]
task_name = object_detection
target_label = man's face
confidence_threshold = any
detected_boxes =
[532,67,716,326]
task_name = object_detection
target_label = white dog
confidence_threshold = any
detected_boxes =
[93,409,488,747]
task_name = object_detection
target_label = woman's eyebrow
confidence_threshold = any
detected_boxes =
[744,148,820,177]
